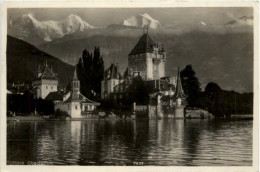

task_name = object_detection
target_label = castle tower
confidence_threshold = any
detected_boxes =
[101,63,121,99]
[33,59,58,99]
[128,31,166,80]
[173,67,187,106]
[71,68,80,100]
[173,68,187,118]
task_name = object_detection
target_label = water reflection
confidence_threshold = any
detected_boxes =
[7,119,252,166]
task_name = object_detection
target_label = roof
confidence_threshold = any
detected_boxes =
[37,60,58,80]
[129,33,157,55]
[64,93,100,105]
[104,63,120,79]
[45,91,64,101]
[173,68,187,99]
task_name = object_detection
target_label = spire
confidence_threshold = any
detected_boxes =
[173,67,187,99]
[73,68,78,81]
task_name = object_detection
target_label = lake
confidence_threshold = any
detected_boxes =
[7,119,252,166]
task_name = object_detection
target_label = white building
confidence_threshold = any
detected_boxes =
[46,69,100,118]
[33,61,58,99]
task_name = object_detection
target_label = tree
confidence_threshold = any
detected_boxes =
[92,46,104,94]
[180,65,201,106]
[204,82,223,117]
[127,76,150,105]
[76,47,104,98]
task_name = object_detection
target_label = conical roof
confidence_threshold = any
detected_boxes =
[129,33,156,55]
[173,68,187,99]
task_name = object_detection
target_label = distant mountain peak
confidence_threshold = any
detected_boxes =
[10,13,95,43]
[122,13,160,29]
[225,16,253,26]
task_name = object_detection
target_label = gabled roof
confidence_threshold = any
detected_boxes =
[37,60,58,80]
[173,68,187,99]
[64,93,100,105]
[129,33,157,55]
[45,91,64,101]
[104,63,120,79]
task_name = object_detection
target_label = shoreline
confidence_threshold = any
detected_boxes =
[7,114,253,122]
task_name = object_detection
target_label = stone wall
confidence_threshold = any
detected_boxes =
[128,54,147,79]
[135,105,148,118]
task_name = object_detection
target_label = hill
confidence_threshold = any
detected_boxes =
[7,35,74,88]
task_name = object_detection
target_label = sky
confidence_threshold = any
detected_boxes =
[8,7,253,27]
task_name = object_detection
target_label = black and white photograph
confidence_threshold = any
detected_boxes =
[1,2,258,171]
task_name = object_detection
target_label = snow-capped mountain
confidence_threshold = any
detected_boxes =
[225,16,253,26]
[121,13,160,29]
[9,14,95,43]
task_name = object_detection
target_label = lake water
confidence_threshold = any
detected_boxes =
[7,119,252,166]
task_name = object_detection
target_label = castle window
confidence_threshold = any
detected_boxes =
[75,105,77,110]
[46,86,48,89]
[51,86,53,90]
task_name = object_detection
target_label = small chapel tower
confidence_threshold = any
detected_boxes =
[71,68,80,100]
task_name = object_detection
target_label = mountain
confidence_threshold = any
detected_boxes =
[8,14,95,45]
[225,16,253,26]
[38,29,253,93]
[108,13,160,29]
[7,35,74,87]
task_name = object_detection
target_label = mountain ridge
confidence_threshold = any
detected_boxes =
[9,13,95,43]
[7,35,74,88]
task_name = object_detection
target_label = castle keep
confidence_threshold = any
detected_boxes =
[128,33,166,80]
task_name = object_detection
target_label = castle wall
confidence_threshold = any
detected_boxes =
[55,101,82,118]
[158,58,165,78]
[128,54,147,79]
[69,102,82,118]
[33,79,58,99]
[146,54,153,80]
[101,78,120,99]
[128,52,166,81]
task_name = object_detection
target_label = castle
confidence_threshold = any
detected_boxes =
[101,31,187,118]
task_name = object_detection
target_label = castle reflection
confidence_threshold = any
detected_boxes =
[7,119,253,166]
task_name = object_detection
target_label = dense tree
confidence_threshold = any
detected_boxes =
[200,82,253,117]
[76,47,104,98]
[180,65,201,106]
[204,82,223,117]
[127,76,150,105]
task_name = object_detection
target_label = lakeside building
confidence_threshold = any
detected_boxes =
[33,60,58,99]
[101,31,187,118]
[46,69,100,118]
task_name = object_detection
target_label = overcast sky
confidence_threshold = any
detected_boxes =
[8,7,253,27]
